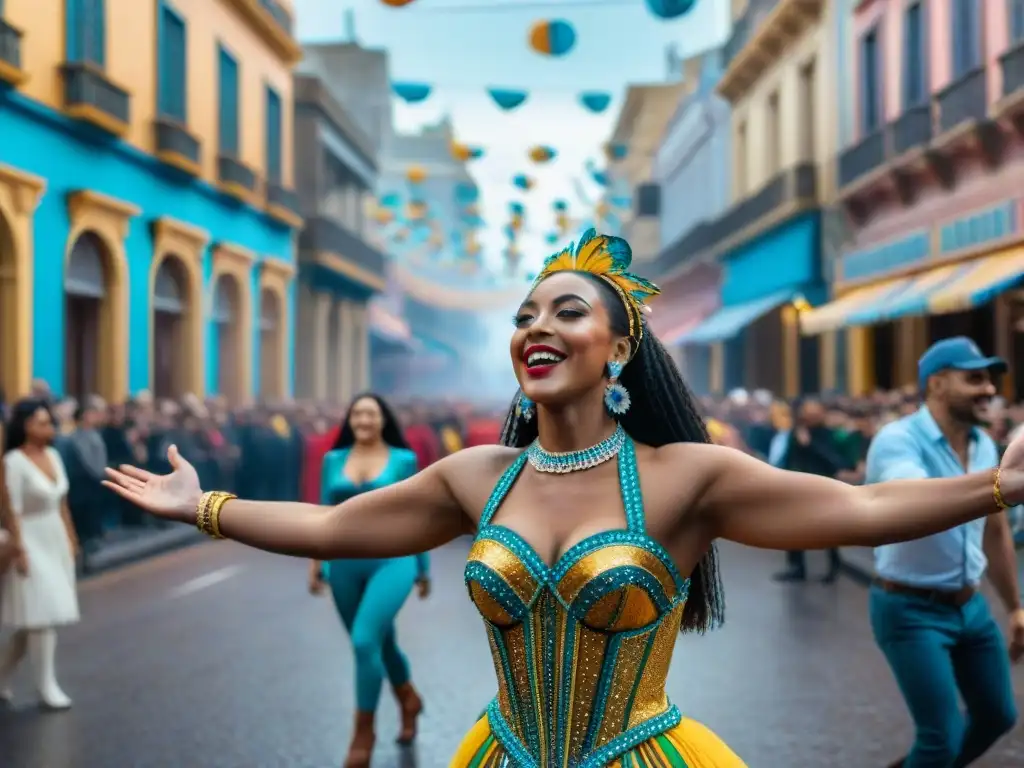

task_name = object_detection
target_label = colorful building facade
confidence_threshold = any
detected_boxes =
[0,0,303,403]
[648,49,731,394]
[678,0,839,398]
[806,0,1024,398]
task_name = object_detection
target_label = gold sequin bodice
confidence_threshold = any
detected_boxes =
[464,440,690,768]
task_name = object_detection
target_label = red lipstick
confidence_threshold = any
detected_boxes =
[523,344,566,378]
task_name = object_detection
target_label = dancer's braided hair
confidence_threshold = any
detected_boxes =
[499,273,725,633]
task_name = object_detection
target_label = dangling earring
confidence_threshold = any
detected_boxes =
[604,360,631,416]
[516,392,535,422]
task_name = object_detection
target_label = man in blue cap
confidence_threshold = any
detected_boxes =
[865,337,1023,767]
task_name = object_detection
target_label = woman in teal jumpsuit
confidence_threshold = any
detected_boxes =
[309,393,429,768]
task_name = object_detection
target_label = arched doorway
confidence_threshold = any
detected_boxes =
[64,232,109,399]
[0,215,15,401]
[152,257,188,399]
[258,288,282,400]
[212,274,241,402]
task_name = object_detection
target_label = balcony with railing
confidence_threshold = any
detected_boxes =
[217,155,259,202]
[889,103,933,156]
[61,62,131,136]
[0,18,26,86]
[838,130,886,188]
[936,67,988,135]
[266,182,303,228]
[154,119,201,176]
[299,216,386,285]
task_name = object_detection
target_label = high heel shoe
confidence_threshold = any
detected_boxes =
[394,681,423,745]
[343,711,375,768]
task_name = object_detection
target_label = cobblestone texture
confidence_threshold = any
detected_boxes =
[1,541,1023,767]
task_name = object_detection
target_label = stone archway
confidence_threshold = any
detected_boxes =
[152,257,188,399]
[212,273,243,403]
[258,287,283,401]
[64,231,113,400]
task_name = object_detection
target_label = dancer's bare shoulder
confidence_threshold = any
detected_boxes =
[634,441,746,520]
[434,445,523,527]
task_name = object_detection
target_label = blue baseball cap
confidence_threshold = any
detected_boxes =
[917,336,1006,392]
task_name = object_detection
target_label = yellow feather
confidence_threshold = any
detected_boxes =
[573,235,614,273]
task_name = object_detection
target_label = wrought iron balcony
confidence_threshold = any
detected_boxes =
[889,103,933,156]
[0,18,26,85]
[838,130,886,188]
[299,216,386,281]
[61,62,131,135]
[154,119,201,175]
[937,67,988,134]
[1000,42,1024,100]
[217,155,258,200]
[267,182,302,227]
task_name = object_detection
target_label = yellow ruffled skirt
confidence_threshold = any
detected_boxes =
[449,714,747,767]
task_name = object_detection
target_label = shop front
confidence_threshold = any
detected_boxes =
[679,212,826,398]
[647,262,721,395]
[801,204,1024,396]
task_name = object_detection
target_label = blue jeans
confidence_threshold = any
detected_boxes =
[326,557,418,712]
[869,587,1018,767]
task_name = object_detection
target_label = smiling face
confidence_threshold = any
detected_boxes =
[348,396,385,445]
[510,272,632,407]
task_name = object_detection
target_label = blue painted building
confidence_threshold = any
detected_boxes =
[0,0,303,403]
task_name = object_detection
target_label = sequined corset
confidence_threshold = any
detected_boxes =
[465,439,691,768]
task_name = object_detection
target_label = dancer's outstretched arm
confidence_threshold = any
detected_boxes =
[681,425,1024,550]
[103,444,485,560]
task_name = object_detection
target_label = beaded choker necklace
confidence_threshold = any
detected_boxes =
[526,424,626,474]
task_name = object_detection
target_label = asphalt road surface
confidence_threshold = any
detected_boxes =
[2,540,1023,768]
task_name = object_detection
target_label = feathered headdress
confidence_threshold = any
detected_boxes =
[532,228,660,350]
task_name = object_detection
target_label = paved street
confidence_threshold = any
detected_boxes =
[2,541,1024,768]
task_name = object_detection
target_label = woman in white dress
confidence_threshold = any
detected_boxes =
[0,399,80,710]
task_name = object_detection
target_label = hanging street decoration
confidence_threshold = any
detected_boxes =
[644,0,698,20]
[379,0,419,7]
[391,81,432,104]
[512,174,534,191]
[487,87,529,111]
[605,142,628,161]
[405,165,428,184]
[527,19,577,57]
[579,91,612,113]
[450,142,484,161]
[528,145,557,163]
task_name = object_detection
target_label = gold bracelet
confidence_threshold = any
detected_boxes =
[195,492,215,535]
[994,468,1010,511]
[208,492,237,540]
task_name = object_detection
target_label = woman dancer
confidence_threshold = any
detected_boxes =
[104,230,1024,767]
[309,393,429,768]
[0,399,80,710]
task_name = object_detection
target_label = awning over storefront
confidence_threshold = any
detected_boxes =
[847,263,973,326]
[678,288,795,345]
[799,278,910,336]
[928,248,1024,314]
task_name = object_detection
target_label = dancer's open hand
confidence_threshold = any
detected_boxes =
[416,577,431,599]
[102,444,203,525]
[1009,609,1024,663]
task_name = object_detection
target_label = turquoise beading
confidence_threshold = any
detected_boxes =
[525,423,626,474]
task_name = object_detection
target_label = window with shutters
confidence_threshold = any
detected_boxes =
[951,0,981,78]
[860,27,882,133]
[1011,0,1024,43]
[66,0,105,66]
[265,85,282,184]
[218,45,239,156]
[158,5,187,122]
[903,3,927,107]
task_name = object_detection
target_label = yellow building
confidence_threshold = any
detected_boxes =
[0,0,302,403]
[679,0,836,397]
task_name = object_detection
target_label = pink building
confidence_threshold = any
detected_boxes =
[809,0,1024,396]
